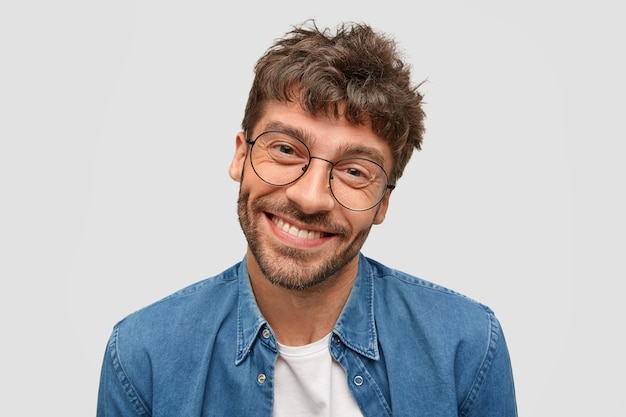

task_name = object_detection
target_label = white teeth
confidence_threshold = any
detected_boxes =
[273,217,323,239]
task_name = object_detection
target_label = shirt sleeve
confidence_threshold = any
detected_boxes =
[459,316,518,417]
[96,327,151,417]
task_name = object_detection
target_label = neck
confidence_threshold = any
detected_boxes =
[247,253,357,346]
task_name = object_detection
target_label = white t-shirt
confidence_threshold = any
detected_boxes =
[273,333,363,417]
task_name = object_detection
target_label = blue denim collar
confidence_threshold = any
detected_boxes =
[235,253,379,364]
[333,254,380,360]
[235,258,269,365]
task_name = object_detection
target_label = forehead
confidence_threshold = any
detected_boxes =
[254,101,393,167]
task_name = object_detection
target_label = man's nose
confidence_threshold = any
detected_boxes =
[284,157,336,214]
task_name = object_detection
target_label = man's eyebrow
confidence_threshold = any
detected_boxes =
[262,121,310,142]
[334,144,386,165]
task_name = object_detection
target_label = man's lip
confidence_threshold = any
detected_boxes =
[266,213,333,239]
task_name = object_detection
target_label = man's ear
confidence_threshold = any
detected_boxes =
[229,132,248,183]
[373,190,392,225]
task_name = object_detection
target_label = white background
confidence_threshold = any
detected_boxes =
[1,1,624,415]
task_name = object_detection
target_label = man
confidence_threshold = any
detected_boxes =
[97,20,517,416]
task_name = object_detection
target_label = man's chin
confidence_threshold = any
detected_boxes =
[256,246,355,290]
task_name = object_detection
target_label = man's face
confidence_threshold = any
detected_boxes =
[229,101,393,290]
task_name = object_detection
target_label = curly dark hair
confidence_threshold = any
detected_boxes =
[242,20,425,183]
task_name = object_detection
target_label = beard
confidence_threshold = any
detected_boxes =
[237,189,374,291]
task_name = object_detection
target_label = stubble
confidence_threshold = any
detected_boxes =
[236,190,373,290]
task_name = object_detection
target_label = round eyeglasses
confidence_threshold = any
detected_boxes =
[246,130,395,211]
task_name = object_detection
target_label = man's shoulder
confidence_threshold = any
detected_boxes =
[100,262,245,402]
[364,256,503,359]
[364,255,494,322]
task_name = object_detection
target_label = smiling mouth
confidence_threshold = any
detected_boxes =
[269,215,329,239]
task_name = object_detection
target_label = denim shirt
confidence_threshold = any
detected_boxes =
[97,254,517,416]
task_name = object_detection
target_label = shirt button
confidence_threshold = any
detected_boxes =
[257,373,267,384]
[261,329,271,339]
[353,375,364,386]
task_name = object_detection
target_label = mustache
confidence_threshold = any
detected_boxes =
[246,195,348,235]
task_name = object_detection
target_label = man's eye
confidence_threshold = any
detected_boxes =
[346,168,364,177]
[278,145,294,154]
